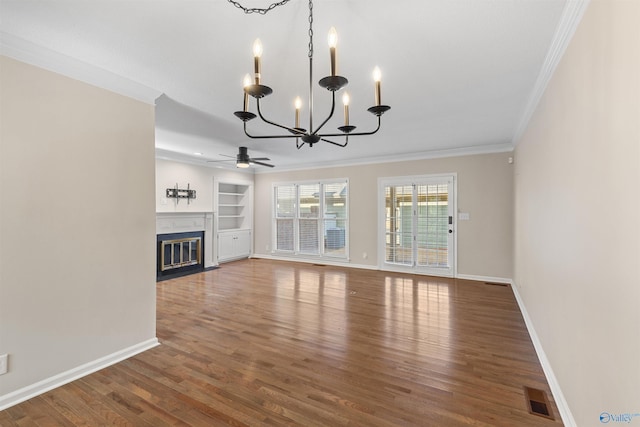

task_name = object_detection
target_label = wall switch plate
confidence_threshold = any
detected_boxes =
[458,212,470,221]
[0,354,8,375]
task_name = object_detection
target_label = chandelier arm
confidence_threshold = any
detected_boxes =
[243,121,305,140]
[255,98,306,135]
[310,90,337,136]
[242,114,382,141]
[318,115,382,138]
[243,130,299,140]
[321,137,348,148]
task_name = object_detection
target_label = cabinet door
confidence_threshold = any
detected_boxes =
[218,232,236,262]
[234,230,251,258]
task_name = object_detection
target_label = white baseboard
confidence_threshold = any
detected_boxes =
[252,256,515,282]
[0,337,160,411]
[510,282,576,426]
[455,273,512,284]
[250,253,378,271]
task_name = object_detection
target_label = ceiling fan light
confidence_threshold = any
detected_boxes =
[236,161,250,168]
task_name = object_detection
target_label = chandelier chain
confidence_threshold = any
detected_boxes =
[308,0,314,59]
[226,0,291,15]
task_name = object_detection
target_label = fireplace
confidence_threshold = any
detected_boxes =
[156,212,215,281]
[156,231,204,280]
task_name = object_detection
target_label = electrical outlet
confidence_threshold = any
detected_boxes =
[0,354,8,375]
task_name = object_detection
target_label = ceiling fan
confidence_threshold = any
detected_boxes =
[208,146,274,168]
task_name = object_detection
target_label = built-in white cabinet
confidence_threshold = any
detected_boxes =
[215,180,252,263]
[217,229,251,262]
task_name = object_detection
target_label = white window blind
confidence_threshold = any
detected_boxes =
[298,184,320,254]
[275,184,296,251]
[324,182,348,257]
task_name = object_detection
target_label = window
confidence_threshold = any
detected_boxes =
[273,180,348,258]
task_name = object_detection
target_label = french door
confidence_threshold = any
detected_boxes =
[379,175,455,277]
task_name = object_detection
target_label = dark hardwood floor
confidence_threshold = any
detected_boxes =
[0,259,563,426]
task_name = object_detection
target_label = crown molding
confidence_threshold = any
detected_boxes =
[0,32,162,105]
[254,141,514,174]
[511,0,591,145]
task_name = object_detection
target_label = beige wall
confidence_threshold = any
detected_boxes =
[254,152,514,279]
[513,1,640,425]
[0,57,157,398]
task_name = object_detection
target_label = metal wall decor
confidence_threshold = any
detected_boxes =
[229,0,391,149]
[166,183,196,204]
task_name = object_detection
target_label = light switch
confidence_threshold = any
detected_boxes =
[458,212,470,221]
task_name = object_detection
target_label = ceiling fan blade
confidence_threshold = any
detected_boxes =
[206,159,234,163]
[251,160,275,168]
[250,157,270,161]
[218,153,235,158]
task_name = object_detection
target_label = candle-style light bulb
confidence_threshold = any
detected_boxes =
[373,66,382,106]
[242,73,251,111]
[294,96,302,128]
[342,92,350,126]
[328,27,338,76]
[253,38,263,85]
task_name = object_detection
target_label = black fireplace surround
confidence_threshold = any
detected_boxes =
[156,231,204,281]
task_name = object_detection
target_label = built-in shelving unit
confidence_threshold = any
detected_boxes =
[216,180,252,262]
[217,182,250,231]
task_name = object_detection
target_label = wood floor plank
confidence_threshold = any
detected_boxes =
[0,259,563,425]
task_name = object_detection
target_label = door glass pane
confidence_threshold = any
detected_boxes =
[182,241,190,263]
[385,185,413,265]
[190,241,198,262]
[173,243,181,264]
[416,184,449,267]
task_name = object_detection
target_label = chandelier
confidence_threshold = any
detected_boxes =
[230,0,391,148]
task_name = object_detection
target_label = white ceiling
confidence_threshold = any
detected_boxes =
[1,0,574,171]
